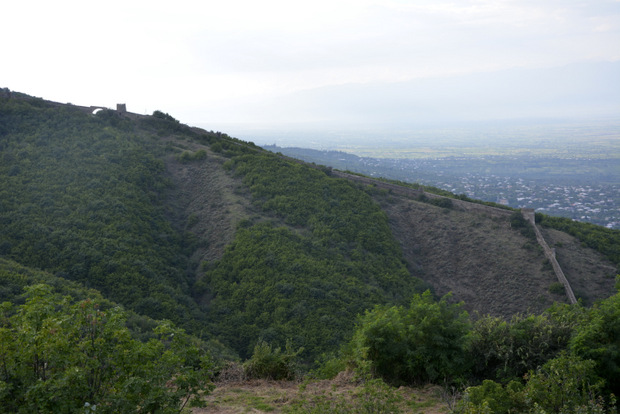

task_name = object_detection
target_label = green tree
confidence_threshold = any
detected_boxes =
[571,286,620,396]
[0,284,214,413]
[467,310,575,383]
[457,354,613,414]
[524,353,609,414]
[459,379,525,414]
[243,339,303,380]
[349,291,470,385]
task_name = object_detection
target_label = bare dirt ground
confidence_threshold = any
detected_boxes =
[379,195,561,317]
[163,141,253,266]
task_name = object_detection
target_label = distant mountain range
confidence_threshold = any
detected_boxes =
[237,61,620,125]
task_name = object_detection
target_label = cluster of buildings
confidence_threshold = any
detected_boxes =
[354,157,618,229]
[433,173,619,229]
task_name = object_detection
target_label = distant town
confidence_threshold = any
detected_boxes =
[418,172,619,229]
[357,157,619,229]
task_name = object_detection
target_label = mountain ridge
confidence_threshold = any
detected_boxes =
[0,89,617,362]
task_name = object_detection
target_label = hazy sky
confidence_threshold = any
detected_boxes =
[3,0,619,125]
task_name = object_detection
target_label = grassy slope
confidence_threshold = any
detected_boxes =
[162,138,254,273]
[542,227,618,306]
[194,379,448,413]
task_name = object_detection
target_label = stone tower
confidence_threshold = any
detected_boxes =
[116,103,127,113]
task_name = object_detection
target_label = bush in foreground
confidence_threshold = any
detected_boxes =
[456,353,615,414]
[0,284,214,413]
[244,339,304,381]
[348,290,470,385]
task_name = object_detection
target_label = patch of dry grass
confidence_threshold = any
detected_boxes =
[193,373,449,414]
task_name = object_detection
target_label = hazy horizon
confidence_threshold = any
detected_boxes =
[200,115,620,154]
[3,0,619,134]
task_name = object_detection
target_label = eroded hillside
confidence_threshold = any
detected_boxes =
[163,139,253,266]
[381,194,616,316]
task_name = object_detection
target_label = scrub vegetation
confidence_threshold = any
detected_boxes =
[0,91,618,412]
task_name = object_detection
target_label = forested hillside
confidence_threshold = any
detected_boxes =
[1,90,619,412]
[198,152,426,358]
[0,94,205,330]
[0,92,428,361]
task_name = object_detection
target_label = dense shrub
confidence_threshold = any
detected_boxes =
[0,284,213,413]
[152,110,179,123]
[457,353,614,414]
[349,291,470,385]
[243,339,303,380]
[177,149,207,163]
[510,211,537,239]
[571,288,620,396]
[203,152,426,360]
[524,353,608,413]
[458,379,526,414]
[427,196,453,209]
[0,96,205,330]
[467,311,575,383]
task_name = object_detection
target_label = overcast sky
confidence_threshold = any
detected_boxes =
[3,0,619,126]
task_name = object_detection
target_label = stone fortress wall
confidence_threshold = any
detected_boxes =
[521,208,577,304]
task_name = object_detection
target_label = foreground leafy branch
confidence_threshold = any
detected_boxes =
[0,284,214,413]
